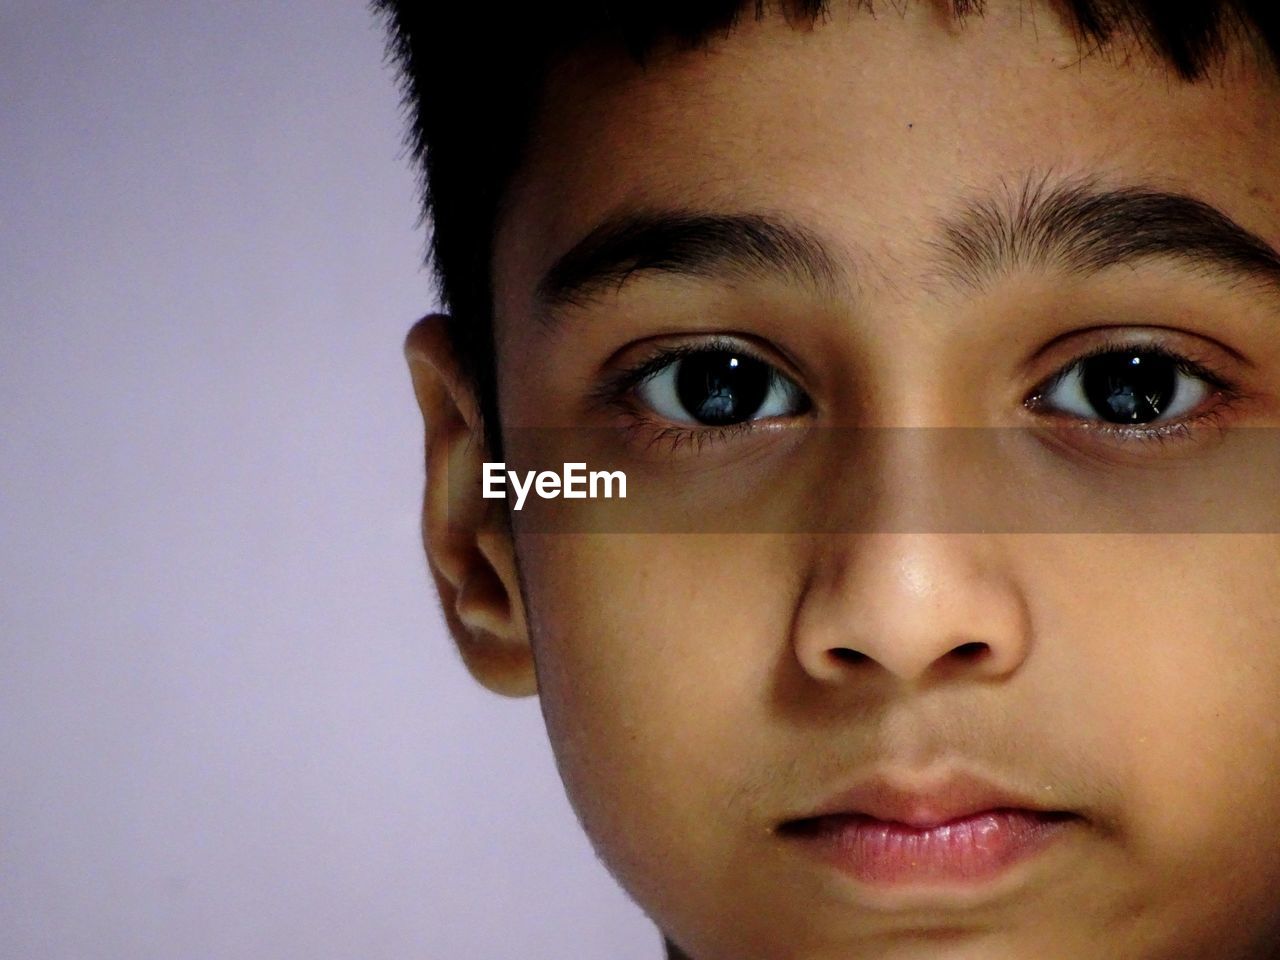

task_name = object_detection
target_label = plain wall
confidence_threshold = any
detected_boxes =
[0,3,657,957]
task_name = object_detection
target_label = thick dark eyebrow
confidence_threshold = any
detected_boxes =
[535,211,844,316]
[934,173,1280,294]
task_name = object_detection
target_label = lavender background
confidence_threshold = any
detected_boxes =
[1,3,656,957]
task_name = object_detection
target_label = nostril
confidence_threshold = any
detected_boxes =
[829,648,870,665]
[951,641,989,660]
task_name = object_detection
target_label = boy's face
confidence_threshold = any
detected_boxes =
[434,4,1280,958]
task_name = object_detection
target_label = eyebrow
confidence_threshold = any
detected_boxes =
[532,175,1280,323]
[934,173,1280,294]
[534,211,845,316]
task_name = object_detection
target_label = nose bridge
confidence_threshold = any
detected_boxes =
[849,424,999,534]
[793,427,1034,686]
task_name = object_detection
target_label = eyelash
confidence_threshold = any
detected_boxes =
[594,335,1245,454]
[590,336,798,453]
[1023,335,1244,448]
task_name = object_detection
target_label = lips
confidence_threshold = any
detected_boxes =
[778,771,1079,885]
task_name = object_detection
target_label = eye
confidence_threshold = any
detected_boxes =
[1031,345,1227,426]
[634,346,810,427]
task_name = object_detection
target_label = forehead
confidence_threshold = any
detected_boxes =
[492,3,1280,324]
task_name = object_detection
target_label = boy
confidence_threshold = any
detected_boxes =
[379,1,1280,957]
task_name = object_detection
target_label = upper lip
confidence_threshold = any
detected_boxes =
[788,769,1068,830]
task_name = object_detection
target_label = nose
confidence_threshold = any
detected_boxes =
[791,533,1031,687]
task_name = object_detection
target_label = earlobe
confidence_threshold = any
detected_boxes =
[404,314,536,698]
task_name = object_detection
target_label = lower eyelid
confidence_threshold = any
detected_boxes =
[614,409,763,457]
[1035,393,1243,454]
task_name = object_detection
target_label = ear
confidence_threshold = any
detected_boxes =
[404,314,536,697]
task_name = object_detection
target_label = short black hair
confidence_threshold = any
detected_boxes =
[373,0,1280,452]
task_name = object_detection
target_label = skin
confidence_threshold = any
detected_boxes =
[406,3,1280,958]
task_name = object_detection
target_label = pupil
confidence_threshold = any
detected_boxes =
[675,351,770,425]
[1081,351,1177,424]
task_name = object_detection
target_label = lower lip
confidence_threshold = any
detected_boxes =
[781,809,1074,885]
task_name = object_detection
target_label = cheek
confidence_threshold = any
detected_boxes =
[1053,535,1280,889]
[515,533,799,889]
